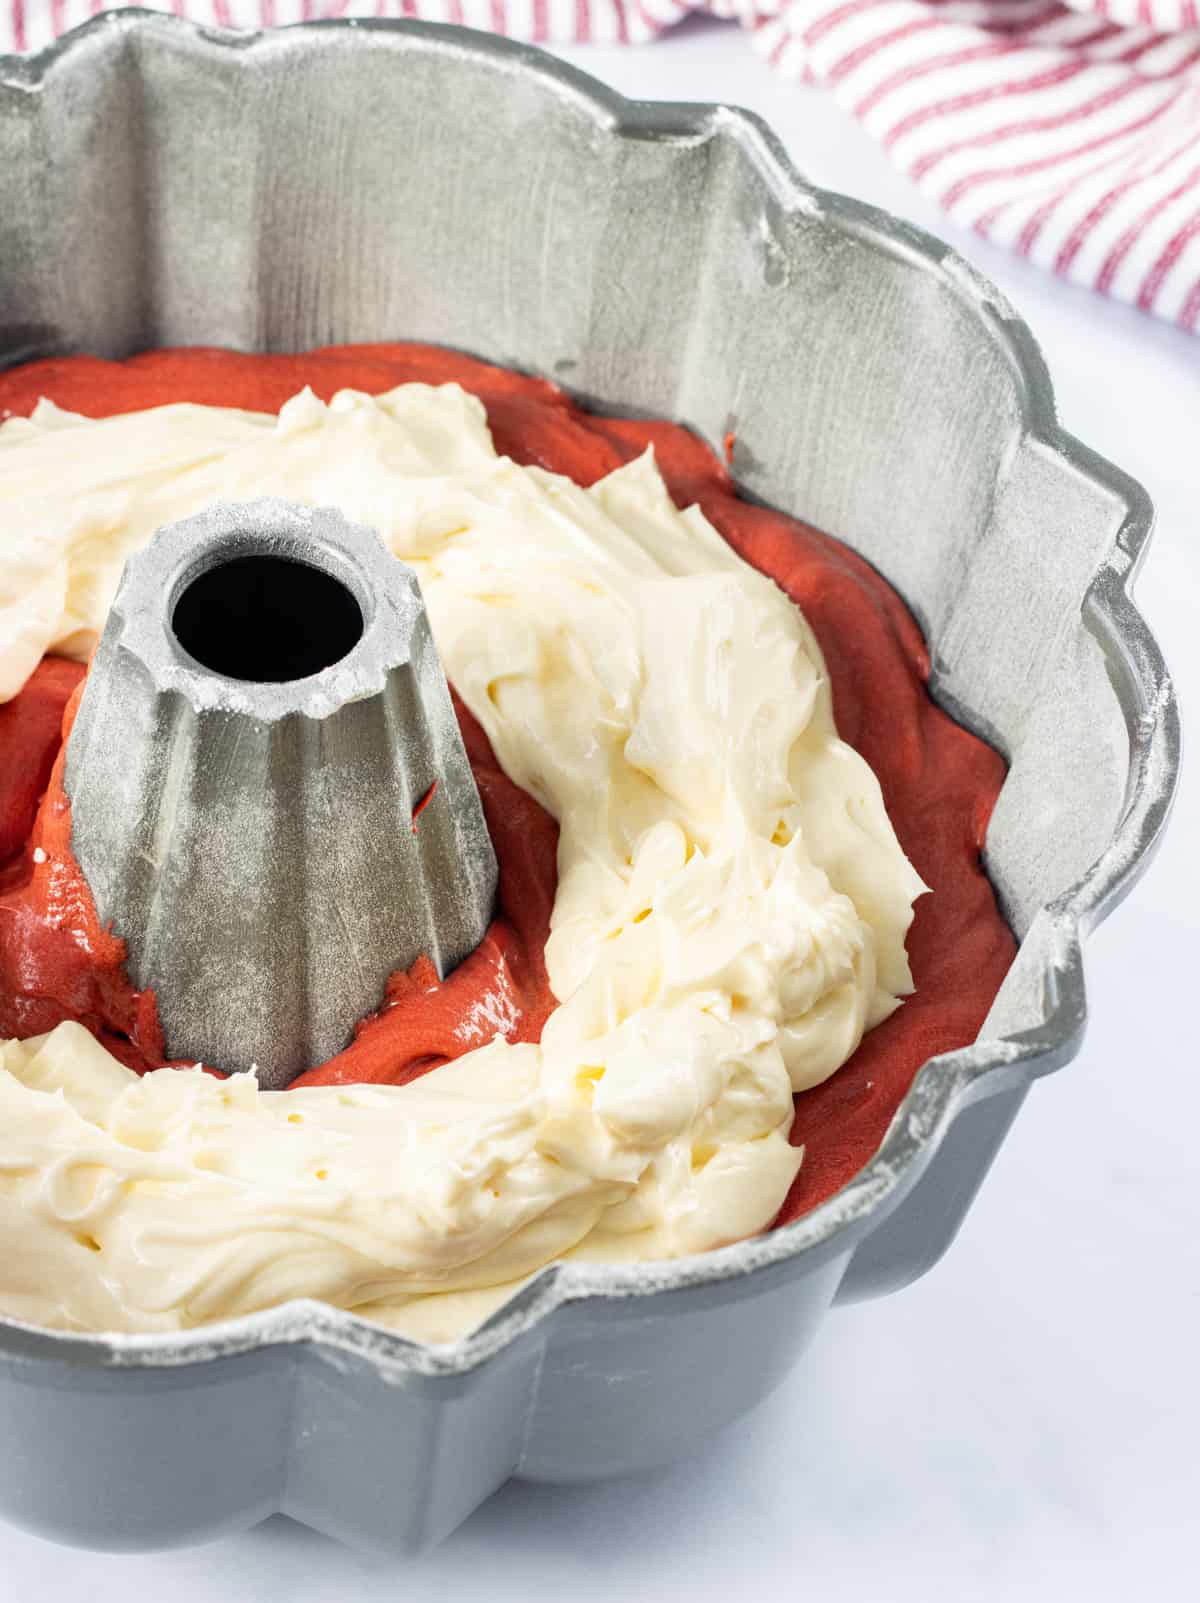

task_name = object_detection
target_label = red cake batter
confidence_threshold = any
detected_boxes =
[0,345,1017,1225]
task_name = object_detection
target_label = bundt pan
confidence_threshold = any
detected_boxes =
[0,11,1180,1557]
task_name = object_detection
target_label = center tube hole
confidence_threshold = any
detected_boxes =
[171,553,364,684]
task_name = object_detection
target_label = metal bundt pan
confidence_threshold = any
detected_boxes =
[0,12,1180,1556]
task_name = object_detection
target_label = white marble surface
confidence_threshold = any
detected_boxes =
[3,18,1197,1601]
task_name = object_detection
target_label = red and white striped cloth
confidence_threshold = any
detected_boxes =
[5,2,1200,329]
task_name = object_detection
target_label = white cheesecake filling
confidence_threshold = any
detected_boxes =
[0,383,925,1338]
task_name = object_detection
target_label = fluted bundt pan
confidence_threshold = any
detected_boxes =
[0,13,1180,1557]
[64,499,497,1088]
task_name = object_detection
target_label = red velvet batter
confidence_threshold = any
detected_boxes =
[0,345,1016,1224]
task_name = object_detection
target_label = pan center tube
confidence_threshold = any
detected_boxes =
[63,500,499,1090]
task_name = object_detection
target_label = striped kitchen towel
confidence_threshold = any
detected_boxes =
[4,2,1199,330]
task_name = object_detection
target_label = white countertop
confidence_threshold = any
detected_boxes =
[3,18,1196,1602]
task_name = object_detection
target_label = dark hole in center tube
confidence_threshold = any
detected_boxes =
[171,554,364,683]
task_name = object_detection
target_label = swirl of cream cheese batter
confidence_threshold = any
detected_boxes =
[0,384,925,1341]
